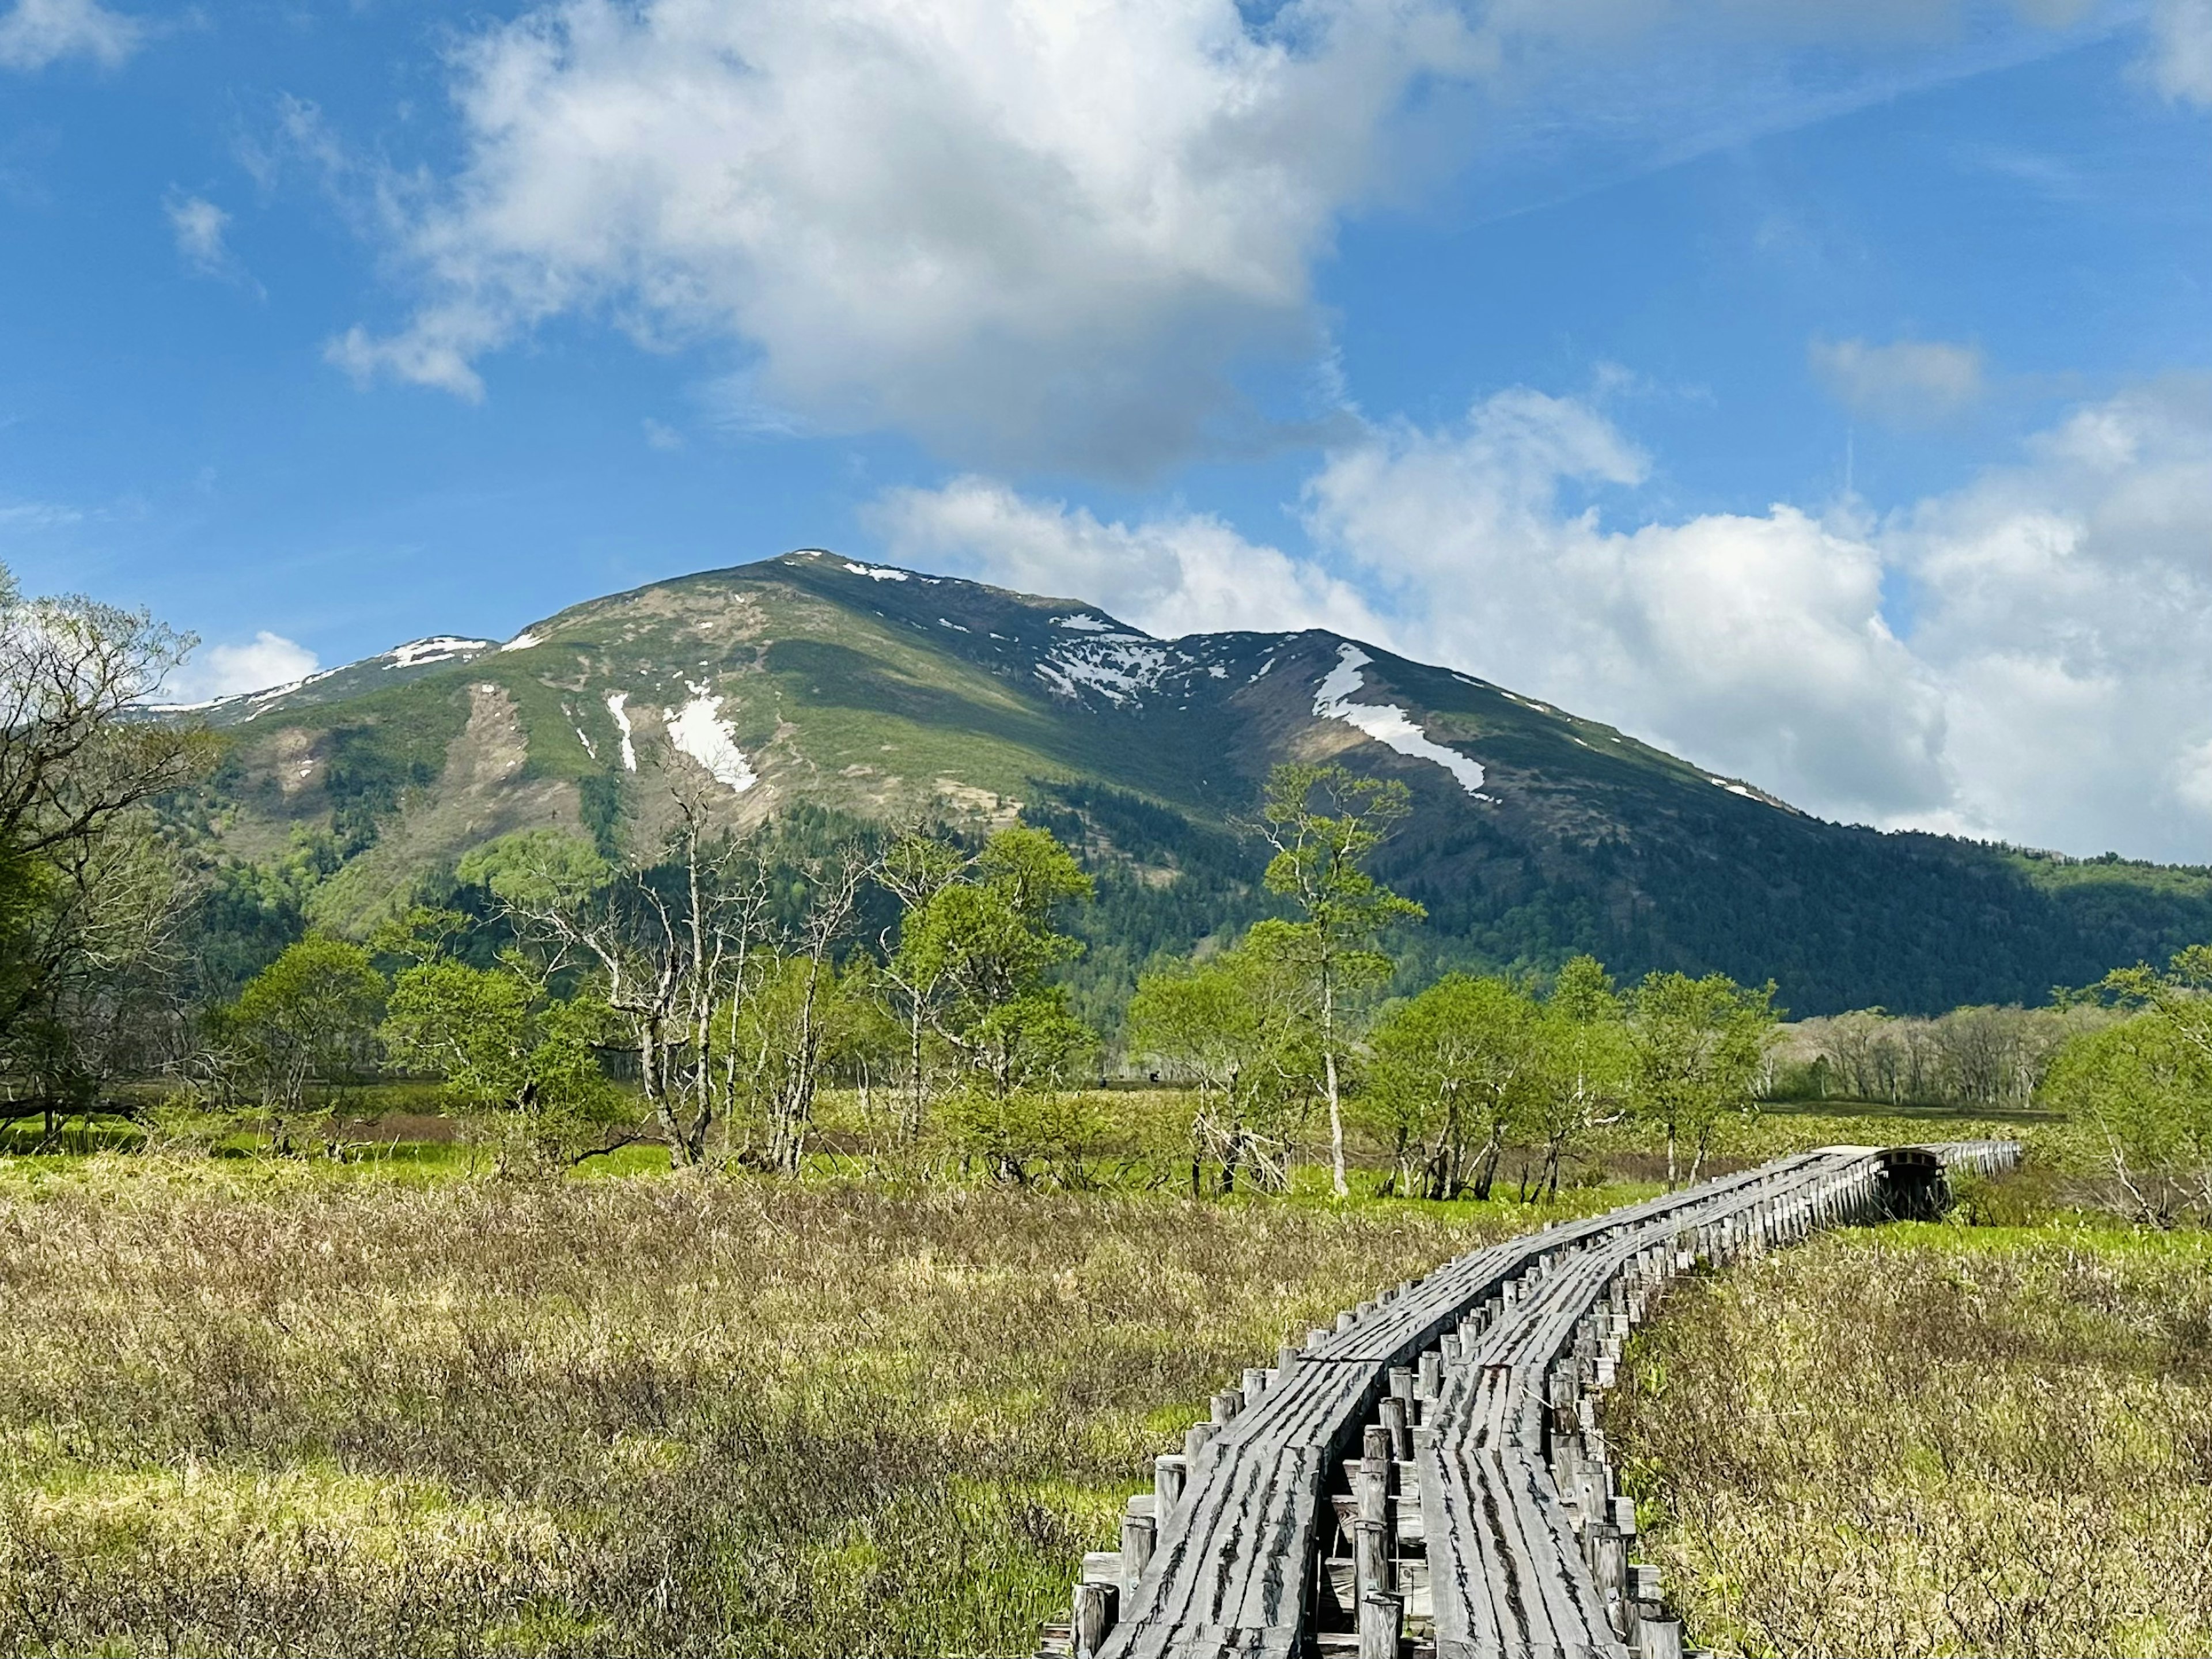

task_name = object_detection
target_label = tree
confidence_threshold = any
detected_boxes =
[874,831,967,1142]
[225,936,385,1151]
[1257,762,1425,1199]
[1628,970,1778,1186]
[1529,956,1630,1199]
[2043,945,2212,1224]
[464,815,755,1168]
[1127,929,1316,1194]
[891,824,1096,1178]
[0,569,214,1124]
[380,946,626,1172]
[1369,974,1541,1200]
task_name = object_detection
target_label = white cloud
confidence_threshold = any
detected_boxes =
[1884,380,2212,855]
[0,0,138,71]
[888,381,2212,861]
[1301,391,1954,823]
[2147,0,2212,103]
[162,631,319,704]
[331,0,1487,469]
[323,0,2150,471]
[642,417,684,452]
[1810,336,1985,425]
[164,191,234,276]
[868,475,1390,641]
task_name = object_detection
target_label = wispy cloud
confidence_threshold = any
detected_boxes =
[0,496,83,531]
[163,190,257,289]
[1810,337,1986,426]
[2147,0,2212,103]
[0,0,140,72]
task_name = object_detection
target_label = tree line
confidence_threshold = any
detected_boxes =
[2,564,2206,1221]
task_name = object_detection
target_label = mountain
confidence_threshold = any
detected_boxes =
[168,550,2212,1019]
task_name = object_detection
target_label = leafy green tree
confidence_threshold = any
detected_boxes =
[2044,945,2212,1224]
[382,951,625,1172]
[892,824,1096,1176]
[225,935,385,1151]
[1531,955,1630,1199]
[1257,762,1426,1199]
[1628,969,1778,1186]
[1127,929,1316,1193]
[1369,974,1541,1200]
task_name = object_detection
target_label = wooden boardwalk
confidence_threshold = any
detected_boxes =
[1051,1141,2018,1659]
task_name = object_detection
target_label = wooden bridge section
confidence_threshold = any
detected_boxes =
[1049,1141,2018,1659]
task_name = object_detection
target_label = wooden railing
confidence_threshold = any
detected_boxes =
[1048,1141,2018,1659]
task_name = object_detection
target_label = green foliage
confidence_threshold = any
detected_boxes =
[192,830,347,1000]
[1125,929,1318,1192]
[381,955,624,1173]
[891,824,1098,1169]
[454,827,612,911]
[1529,956,1631,1197]
[2042,944,2212,1224]
[1258,762,1426,1198]
[1628,970,1779,1185]
[224,937,386,1145]
[1369,974,1543,1200]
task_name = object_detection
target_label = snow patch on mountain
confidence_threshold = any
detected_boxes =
[665,683,757,793]
[1034,630,1169,707]
[502,631,544,653]
[1052,615,1112,631]
[387,637,493,669]
[1313,645,1488,798]
[605,692,638,772]
[843,562,909,582]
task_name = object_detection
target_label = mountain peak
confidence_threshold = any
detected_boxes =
[158,550,2212,1015]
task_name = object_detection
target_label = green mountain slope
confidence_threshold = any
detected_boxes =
[169,550,2212,1018]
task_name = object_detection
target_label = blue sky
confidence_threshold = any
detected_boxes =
[5,0,2211,858]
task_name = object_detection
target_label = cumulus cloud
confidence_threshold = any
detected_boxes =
[1885,379,2212,855]
[1300,391,1954,822]
[332,0,1486,472]
[869,475,1390,641]
[888,382,2212,860]
[2147,0,2212,103]
[0,0,138,71]
[335,0,2129,472]
[161,631,319,704]
[1810,336,1985,425]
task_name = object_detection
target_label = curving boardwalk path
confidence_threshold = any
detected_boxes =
[1050,1141,2018,1659]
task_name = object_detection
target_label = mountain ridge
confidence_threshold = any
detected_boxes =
[169,550,2212,1019]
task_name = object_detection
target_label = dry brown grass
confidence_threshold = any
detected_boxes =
[1610,1221,2212,1658]
[0,1156,1558,1657]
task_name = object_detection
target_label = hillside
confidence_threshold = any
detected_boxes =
[166,550,2212,1018]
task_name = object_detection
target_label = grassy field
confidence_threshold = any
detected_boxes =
[0,1149,1622,1658]
[1611,1209,2212,1658]
[0,1102,2114,1656]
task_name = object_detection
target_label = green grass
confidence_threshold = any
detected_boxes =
[1610,1200,2212,1658]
